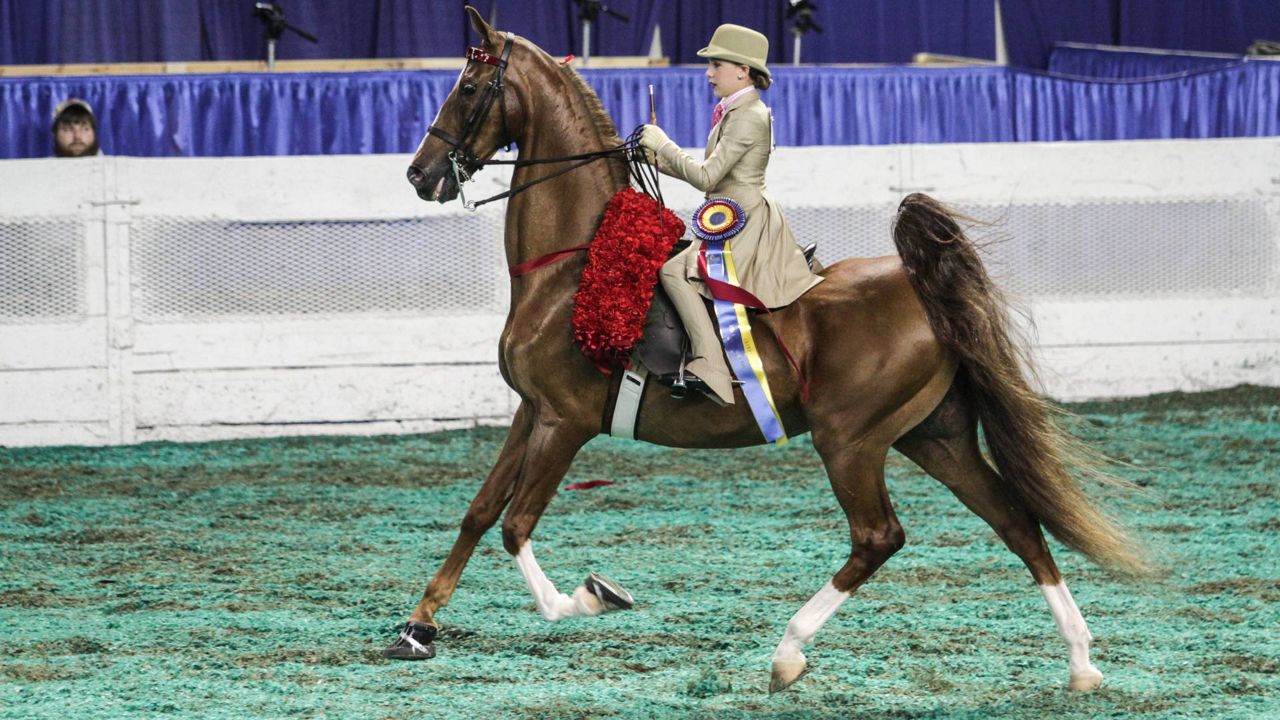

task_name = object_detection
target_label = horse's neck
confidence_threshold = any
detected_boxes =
[505,74,625,303]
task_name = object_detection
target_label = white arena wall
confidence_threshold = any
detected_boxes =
[1,137,1277,447]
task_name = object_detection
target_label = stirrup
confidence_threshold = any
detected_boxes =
[670,353,690,399]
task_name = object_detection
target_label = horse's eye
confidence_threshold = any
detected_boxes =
[461,83,478,96]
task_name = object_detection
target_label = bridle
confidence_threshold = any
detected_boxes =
[412,33,660,211]
[425,33,517,174]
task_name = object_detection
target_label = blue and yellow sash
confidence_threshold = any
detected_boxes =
[691,198,787,445]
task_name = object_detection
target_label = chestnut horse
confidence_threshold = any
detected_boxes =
[390,7,1144,693]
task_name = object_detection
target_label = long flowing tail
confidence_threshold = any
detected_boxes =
[892,193,1148,574]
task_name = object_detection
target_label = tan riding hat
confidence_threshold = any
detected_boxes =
[697,24,770,79]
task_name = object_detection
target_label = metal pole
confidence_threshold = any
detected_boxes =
[267,38,277,71]
[582,19,592,66]
[792,33,801,66]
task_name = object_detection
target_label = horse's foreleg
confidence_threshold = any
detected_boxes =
[502,415,633,621]
[771,439,902,693]
[383,403,532,660]
[413,403,533,624]
[895,421,1104,692]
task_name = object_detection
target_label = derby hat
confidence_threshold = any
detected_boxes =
[697,24,770,79]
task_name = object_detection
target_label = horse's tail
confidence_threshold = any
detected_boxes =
[891,193,1148,575]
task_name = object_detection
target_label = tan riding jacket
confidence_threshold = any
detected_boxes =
[656,89,822,308]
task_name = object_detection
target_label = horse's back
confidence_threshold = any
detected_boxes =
[802,255,923,324]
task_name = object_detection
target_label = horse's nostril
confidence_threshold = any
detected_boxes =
[406,165,426,188]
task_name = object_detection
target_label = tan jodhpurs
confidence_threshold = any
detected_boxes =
[659,256,735,404]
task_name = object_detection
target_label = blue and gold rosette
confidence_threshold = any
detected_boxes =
[690,198,787,444]
[692,198,747,241]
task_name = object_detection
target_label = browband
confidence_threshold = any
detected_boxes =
[465,46,502,67]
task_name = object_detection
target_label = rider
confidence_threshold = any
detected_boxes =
[639,24,822,406]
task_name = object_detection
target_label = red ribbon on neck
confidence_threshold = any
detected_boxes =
[508,243,591,277]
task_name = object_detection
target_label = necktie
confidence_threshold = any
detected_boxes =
[711,103,725,128]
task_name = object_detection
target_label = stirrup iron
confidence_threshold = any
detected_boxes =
[670,340,690,399]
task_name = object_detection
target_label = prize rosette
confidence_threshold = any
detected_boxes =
[691,197,747,242]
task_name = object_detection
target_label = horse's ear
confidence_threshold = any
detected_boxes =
[465,5,497,45]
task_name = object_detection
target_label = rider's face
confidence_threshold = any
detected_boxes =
[706,60,752,98]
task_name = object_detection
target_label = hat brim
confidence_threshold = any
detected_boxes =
[697,44,770,78]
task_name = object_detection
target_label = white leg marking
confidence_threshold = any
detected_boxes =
[514,542,601,621]
[1040,582,1104,690]
[773,581,851,665]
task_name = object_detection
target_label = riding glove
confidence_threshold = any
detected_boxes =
[639,124,673,154]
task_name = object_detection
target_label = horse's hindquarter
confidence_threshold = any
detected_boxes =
[797,256,957,445]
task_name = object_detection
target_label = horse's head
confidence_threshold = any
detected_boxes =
[407,7,523,204]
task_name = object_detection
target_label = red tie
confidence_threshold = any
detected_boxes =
[711,103,725,128]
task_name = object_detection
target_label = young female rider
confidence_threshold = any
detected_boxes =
[639,24,822,406]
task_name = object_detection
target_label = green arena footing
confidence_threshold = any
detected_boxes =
[1,386,1277,719]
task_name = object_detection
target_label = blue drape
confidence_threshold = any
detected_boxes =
[6,63,1278,158]
[1049,44,1246,79]
[2,0,992,65]
[1011,64,1269,141]
[998,0,1119,69]
[761,0,996,65]
[1117,0,1280,55]
[999,0,1280,69]
[7,1,1280,67]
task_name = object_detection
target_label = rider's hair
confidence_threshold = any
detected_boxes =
[750,68,771,91]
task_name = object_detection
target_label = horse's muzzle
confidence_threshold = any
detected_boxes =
[407,164,455,203]
[406,165,427,190]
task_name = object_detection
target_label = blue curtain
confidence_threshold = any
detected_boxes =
[786,0,996,64]
[2,0,994,65]
[1117,0,1280,55]
[659,0,994,65]
[7,63,1278,158]
[767,66,1014,145]
[7,0,1280,66]
[1012,63,1270,141]
[998,0,1118,69]
[1049,45,1245,79]
[0,0,63,64]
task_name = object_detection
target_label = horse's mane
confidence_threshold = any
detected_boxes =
[508,36,629,186]
[562,65,624,146]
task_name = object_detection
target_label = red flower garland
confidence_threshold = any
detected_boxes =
[572,188,685,372]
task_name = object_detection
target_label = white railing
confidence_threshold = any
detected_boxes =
[2,138,1278,446]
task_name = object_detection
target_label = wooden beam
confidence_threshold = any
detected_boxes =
[0,56,669,77]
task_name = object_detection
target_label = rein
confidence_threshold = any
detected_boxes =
[427,33,660,211]
[508,126,665,278]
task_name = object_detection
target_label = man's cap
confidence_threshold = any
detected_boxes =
[52,98,96,128]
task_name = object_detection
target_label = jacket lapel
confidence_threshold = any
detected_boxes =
[705,89,760,153]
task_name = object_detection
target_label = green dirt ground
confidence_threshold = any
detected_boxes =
[1,386,1277,719]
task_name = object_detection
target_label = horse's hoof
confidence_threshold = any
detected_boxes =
[382,621,437,660]
[769,658,808,694]
[584,571,634,611]
[1068,666,1104,692]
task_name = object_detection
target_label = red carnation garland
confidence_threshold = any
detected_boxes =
[572,188,685,372]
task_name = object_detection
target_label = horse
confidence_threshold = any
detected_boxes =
[390,6,1146,694]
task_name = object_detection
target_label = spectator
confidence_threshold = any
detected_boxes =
[52,98,100,157]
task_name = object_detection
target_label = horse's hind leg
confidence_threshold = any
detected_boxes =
[770,437,903,693]
[893,382,1104,691]
[384,402,533,659]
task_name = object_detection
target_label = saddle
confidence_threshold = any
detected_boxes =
[642,242,818,388]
